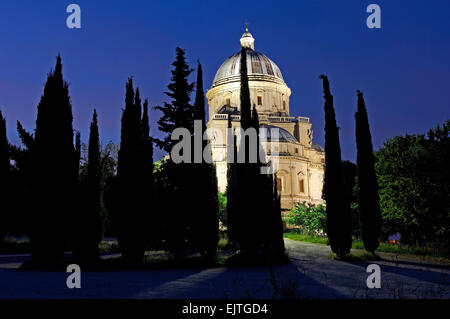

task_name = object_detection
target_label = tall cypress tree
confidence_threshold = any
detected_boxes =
[320,75,352,258]
[355,90,382,253]
[232,47,265,256]
[115,78,146,264]
[0,111,10,241]
[73,110,102,264]
[32,55,77,265]
[190,62,219,260]
[240,47,251,130]
[140,99,155,248]
[75,131,81,178]
[226,113,238,247]
[193,61,206,132]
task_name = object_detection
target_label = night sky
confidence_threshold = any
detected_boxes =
[1,0,449,161]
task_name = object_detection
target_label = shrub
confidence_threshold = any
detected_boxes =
[283,202,327,236]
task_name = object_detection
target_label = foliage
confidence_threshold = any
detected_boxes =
[375,120,449,250]
[341,160,360,237]
[320,75,352,257]
[154,47,195,153]
[31,55,77,265]
[107,78,154,264]
[0,110,10,241]
[217,193,227,226]
[355,90,382,253]
[72,110,102,264]
[284,202,327,235]
[226,48,285,259]
[187,61,219,260]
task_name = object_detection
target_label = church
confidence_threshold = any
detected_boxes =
[206,28,325,211]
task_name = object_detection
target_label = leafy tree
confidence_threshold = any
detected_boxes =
[319,75,352,258]
[355,91,382,253]
[97,141,118,237]
[31,55,77,265]
[375,120,449,249]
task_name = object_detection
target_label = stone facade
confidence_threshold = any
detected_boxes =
[206,29,325,210]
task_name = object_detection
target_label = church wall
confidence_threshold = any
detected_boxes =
[206,80,291,117]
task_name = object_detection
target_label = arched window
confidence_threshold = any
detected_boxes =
[283,100,286,110]
[257,96,262,105]
[226,98,231,106]
[299,179,305,193]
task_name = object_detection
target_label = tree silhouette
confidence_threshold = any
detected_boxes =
[114,78,147,264]
[140,99,156,249]
[155,47,194,153]
[0,110,10,242]
[31,55,77,265]
[73,110,102,264]
[320,75,352,258]
[226,113,238,248]
[189,61,219,260]
[153,48,195,258]
[355,91,382,253]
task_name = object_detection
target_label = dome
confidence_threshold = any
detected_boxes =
[260,124,298,144]
[211,29,284,88]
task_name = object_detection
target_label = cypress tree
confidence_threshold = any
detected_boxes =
[240,47,251,130]
[226,113,238,247]
[115,78,146,264]
[320,75,352,258]
[75,131,81,178]
[32,55,77,265]
[190,62,219,260]
[0,111,10,241]
[193,61,206,132]
[355,90,382,253]
[0,111,10,178]
[73,110,102,264]
[140,99,155,248]
[232,47,264,256]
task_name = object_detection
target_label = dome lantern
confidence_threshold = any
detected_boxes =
[240,28,255,50]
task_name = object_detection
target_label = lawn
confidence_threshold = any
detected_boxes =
[283,231,449,260]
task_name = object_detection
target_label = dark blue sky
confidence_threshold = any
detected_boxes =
[1,0,449,161]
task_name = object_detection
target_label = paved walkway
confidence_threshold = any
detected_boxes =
[0,239,448,298]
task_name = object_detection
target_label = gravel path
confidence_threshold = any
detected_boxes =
[0,239,448,299]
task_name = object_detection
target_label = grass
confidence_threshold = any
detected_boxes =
[283,230,449,261]
[283,231,329,245]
